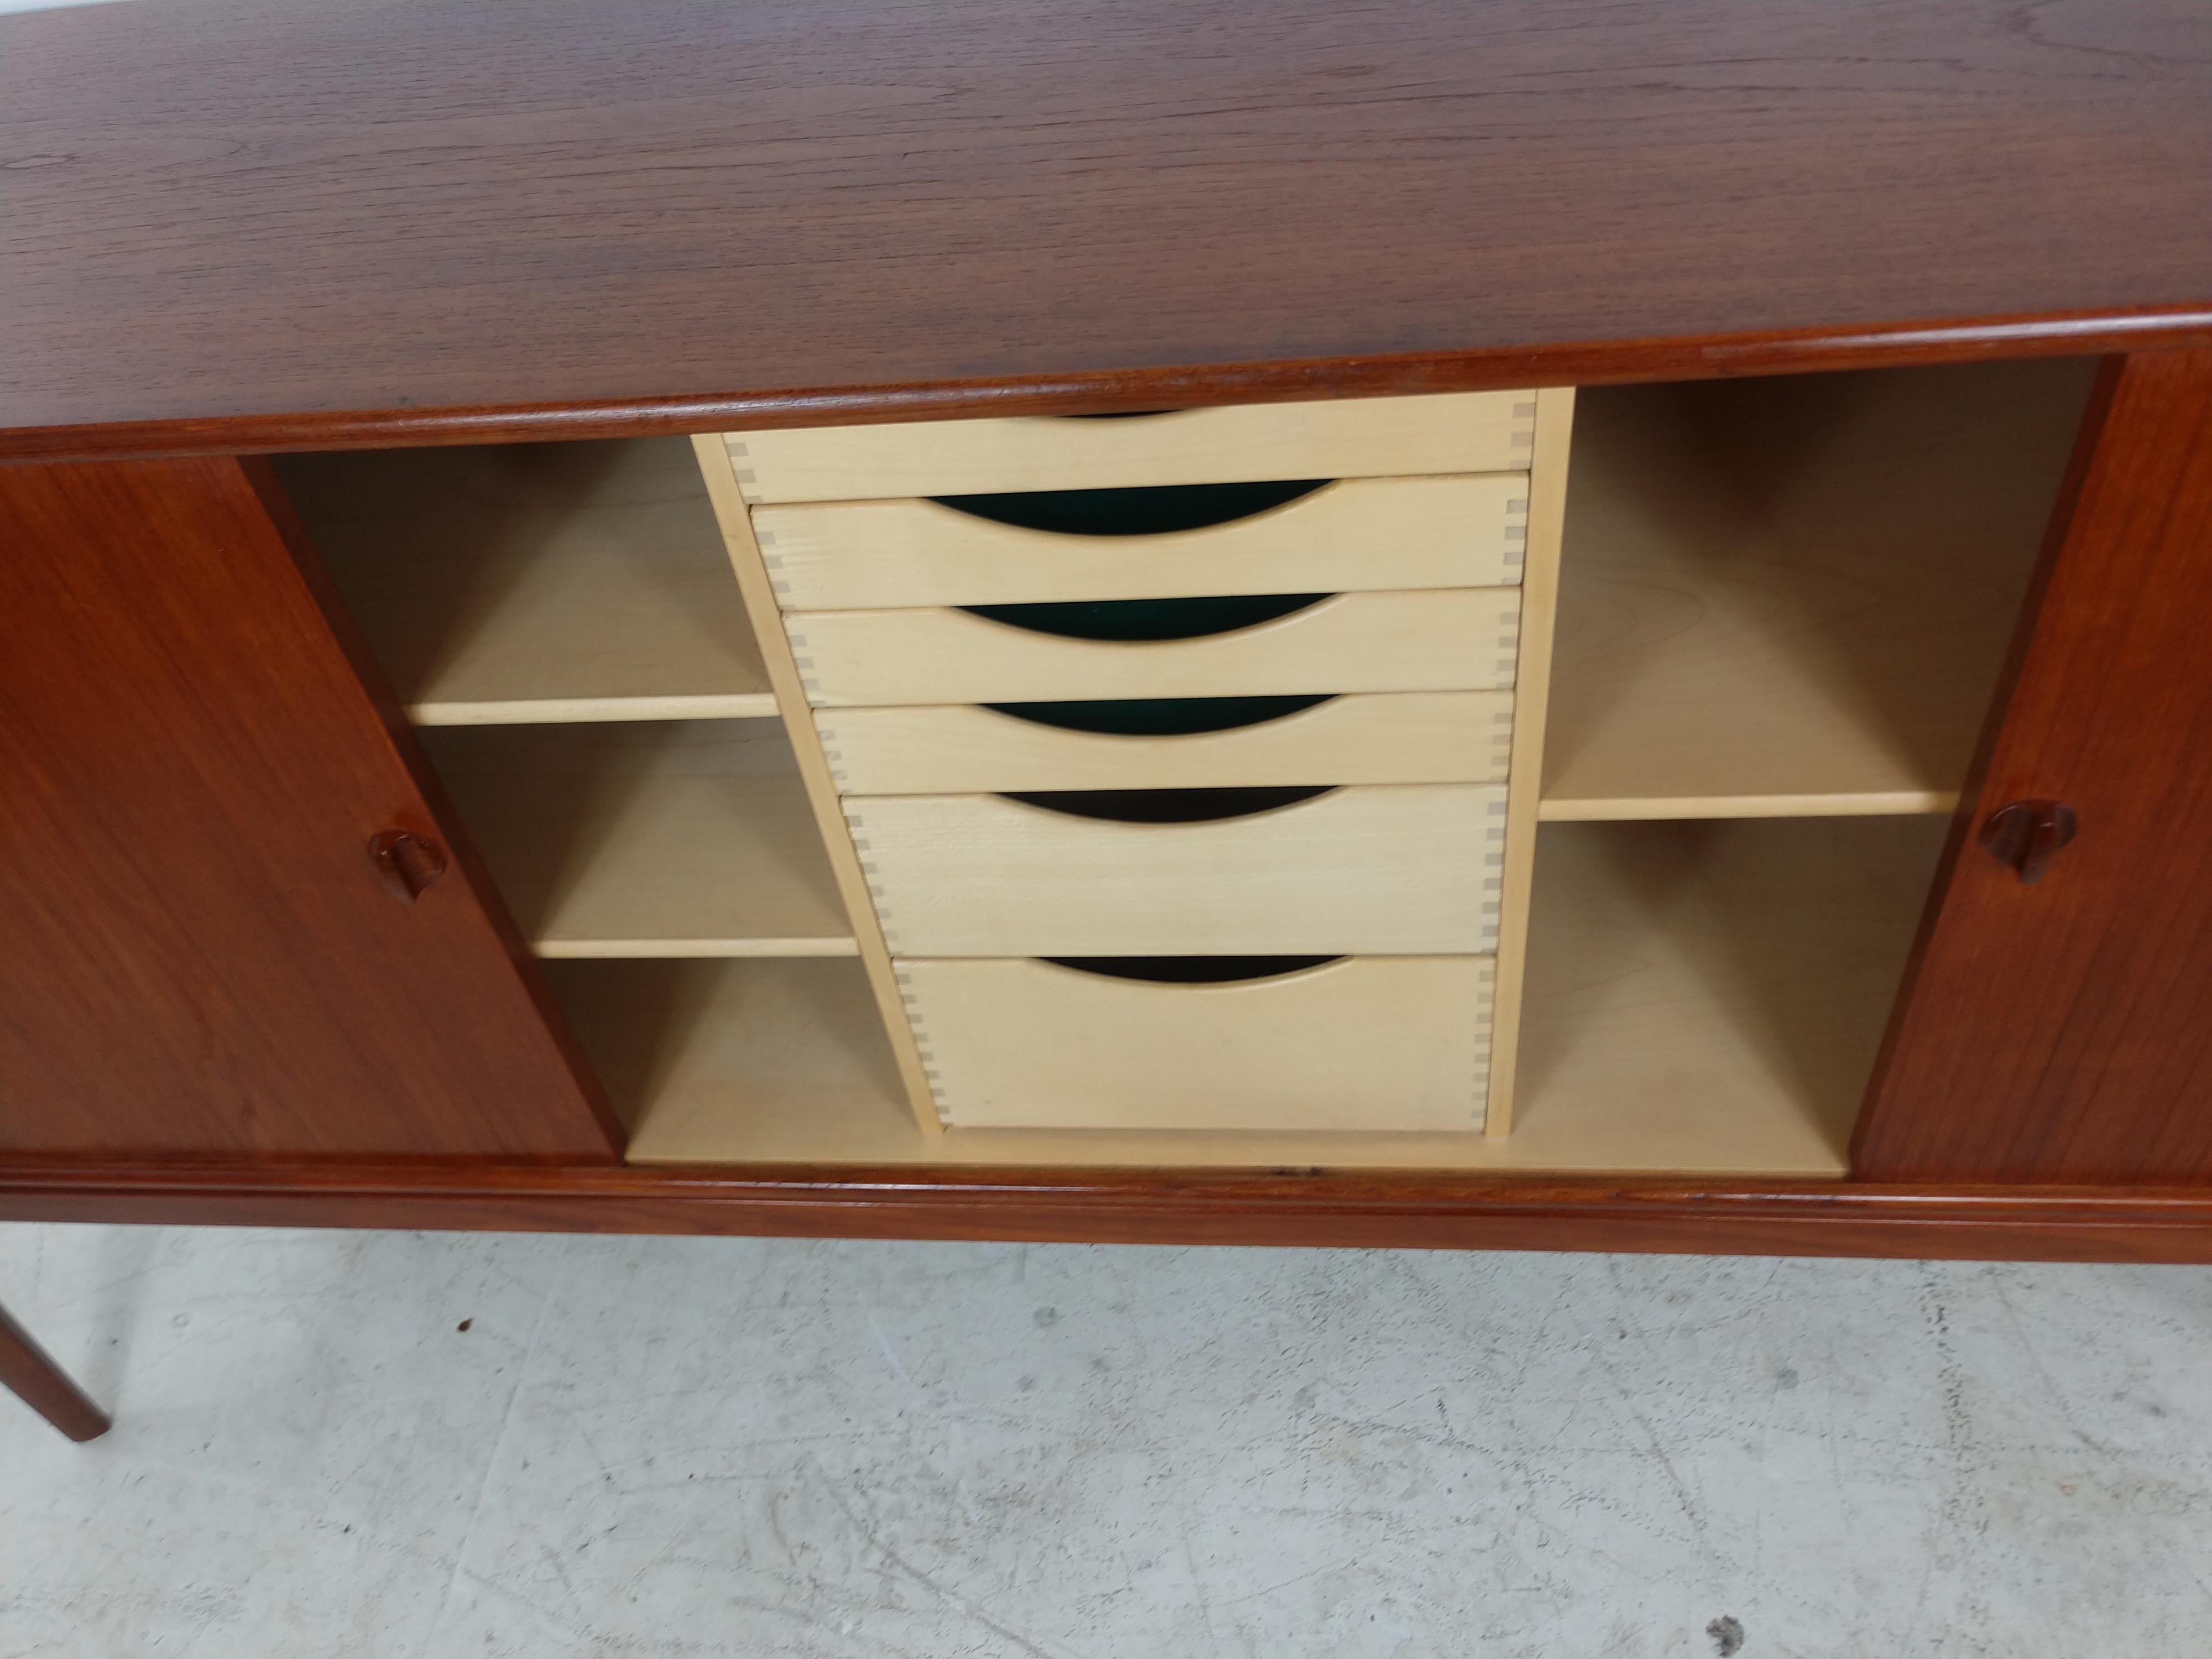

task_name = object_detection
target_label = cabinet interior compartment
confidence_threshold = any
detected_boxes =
[576,812,1944,1172]
[280,436,773,724]
[1542,357,2096,821]
[419,719,852,958]
[279,361,2088,1174]
[1508,813,1945,1172]
[278,435,859,965]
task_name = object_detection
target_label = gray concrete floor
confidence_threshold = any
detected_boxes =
[2,1225,2206,1657]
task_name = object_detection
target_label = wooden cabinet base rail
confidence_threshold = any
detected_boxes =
[6,1164,2212,1264]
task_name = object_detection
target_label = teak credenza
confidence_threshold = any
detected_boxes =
[4,0,2212,1262]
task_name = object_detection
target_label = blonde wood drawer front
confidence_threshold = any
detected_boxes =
[724,393,1537,502]
[786,588,1521,707]
[752,475,1530,609]
[898,956,1495,1131]
[846,784,1505,956]
[819,691,1515,794]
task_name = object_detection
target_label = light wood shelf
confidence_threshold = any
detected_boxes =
[581,813,1942,1172]
[281,437,775,724]
[421,721,854,958]
[1541,359,2096,820]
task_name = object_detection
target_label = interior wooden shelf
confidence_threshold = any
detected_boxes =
[422,721,854,958]
[565,813,1944,1173]
[281,437,775,724]
[1541,358,2096,820]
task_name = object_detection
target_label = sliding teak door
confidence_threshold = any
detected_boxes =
[0,457,620,1159]
[1856,349,2212,1182]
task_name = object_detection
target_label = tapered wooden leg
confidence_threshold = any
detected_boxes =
[0,1301,111,1442]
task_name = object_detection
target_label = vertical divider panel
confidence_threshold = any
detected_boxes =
[689,436,945,1135]
[1484,387,1577,1137]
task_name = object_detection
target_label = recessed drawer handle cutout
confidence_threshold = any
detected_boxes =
[934,479,1327,536]
[987,694,1337,737]
[963,593,1329,641]
[999,785,1335,823]
[1043,955,1344,984]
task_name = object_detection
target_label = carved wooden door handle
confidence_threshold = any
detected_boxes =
[367,828,448,902]
[1979,800,2078,884]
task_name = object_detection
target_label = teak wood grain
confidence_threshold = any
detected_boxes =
[0,458,621,1160]
[1855,350,2212,1183]
[4,1,2210,457]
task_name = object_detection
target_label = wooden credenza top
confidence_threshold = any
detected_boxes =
[3,0,2210,457]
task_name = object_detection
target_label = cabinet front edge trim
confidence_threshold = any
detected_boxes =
[8,306,2206,463]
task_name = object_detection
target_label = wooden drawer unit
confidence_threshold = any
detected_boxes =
[842,784,1506,957]
[751,474,1530,608]
[785,588,1522,706]
[724,393,1537,502]
[690,383,1573,1138]
[817,691,1516,794]
[895,955,1496,1131]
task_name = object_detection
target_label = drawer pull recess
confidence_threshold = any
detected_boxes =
[1044,954,1344,983]
[962,593,1328,641]
[999,785,1334,823]
[988,695,1337,736]
[936,479,1328,536]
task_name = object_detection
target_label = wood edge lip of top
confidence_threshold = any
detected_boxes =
[8,305,2210,465]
